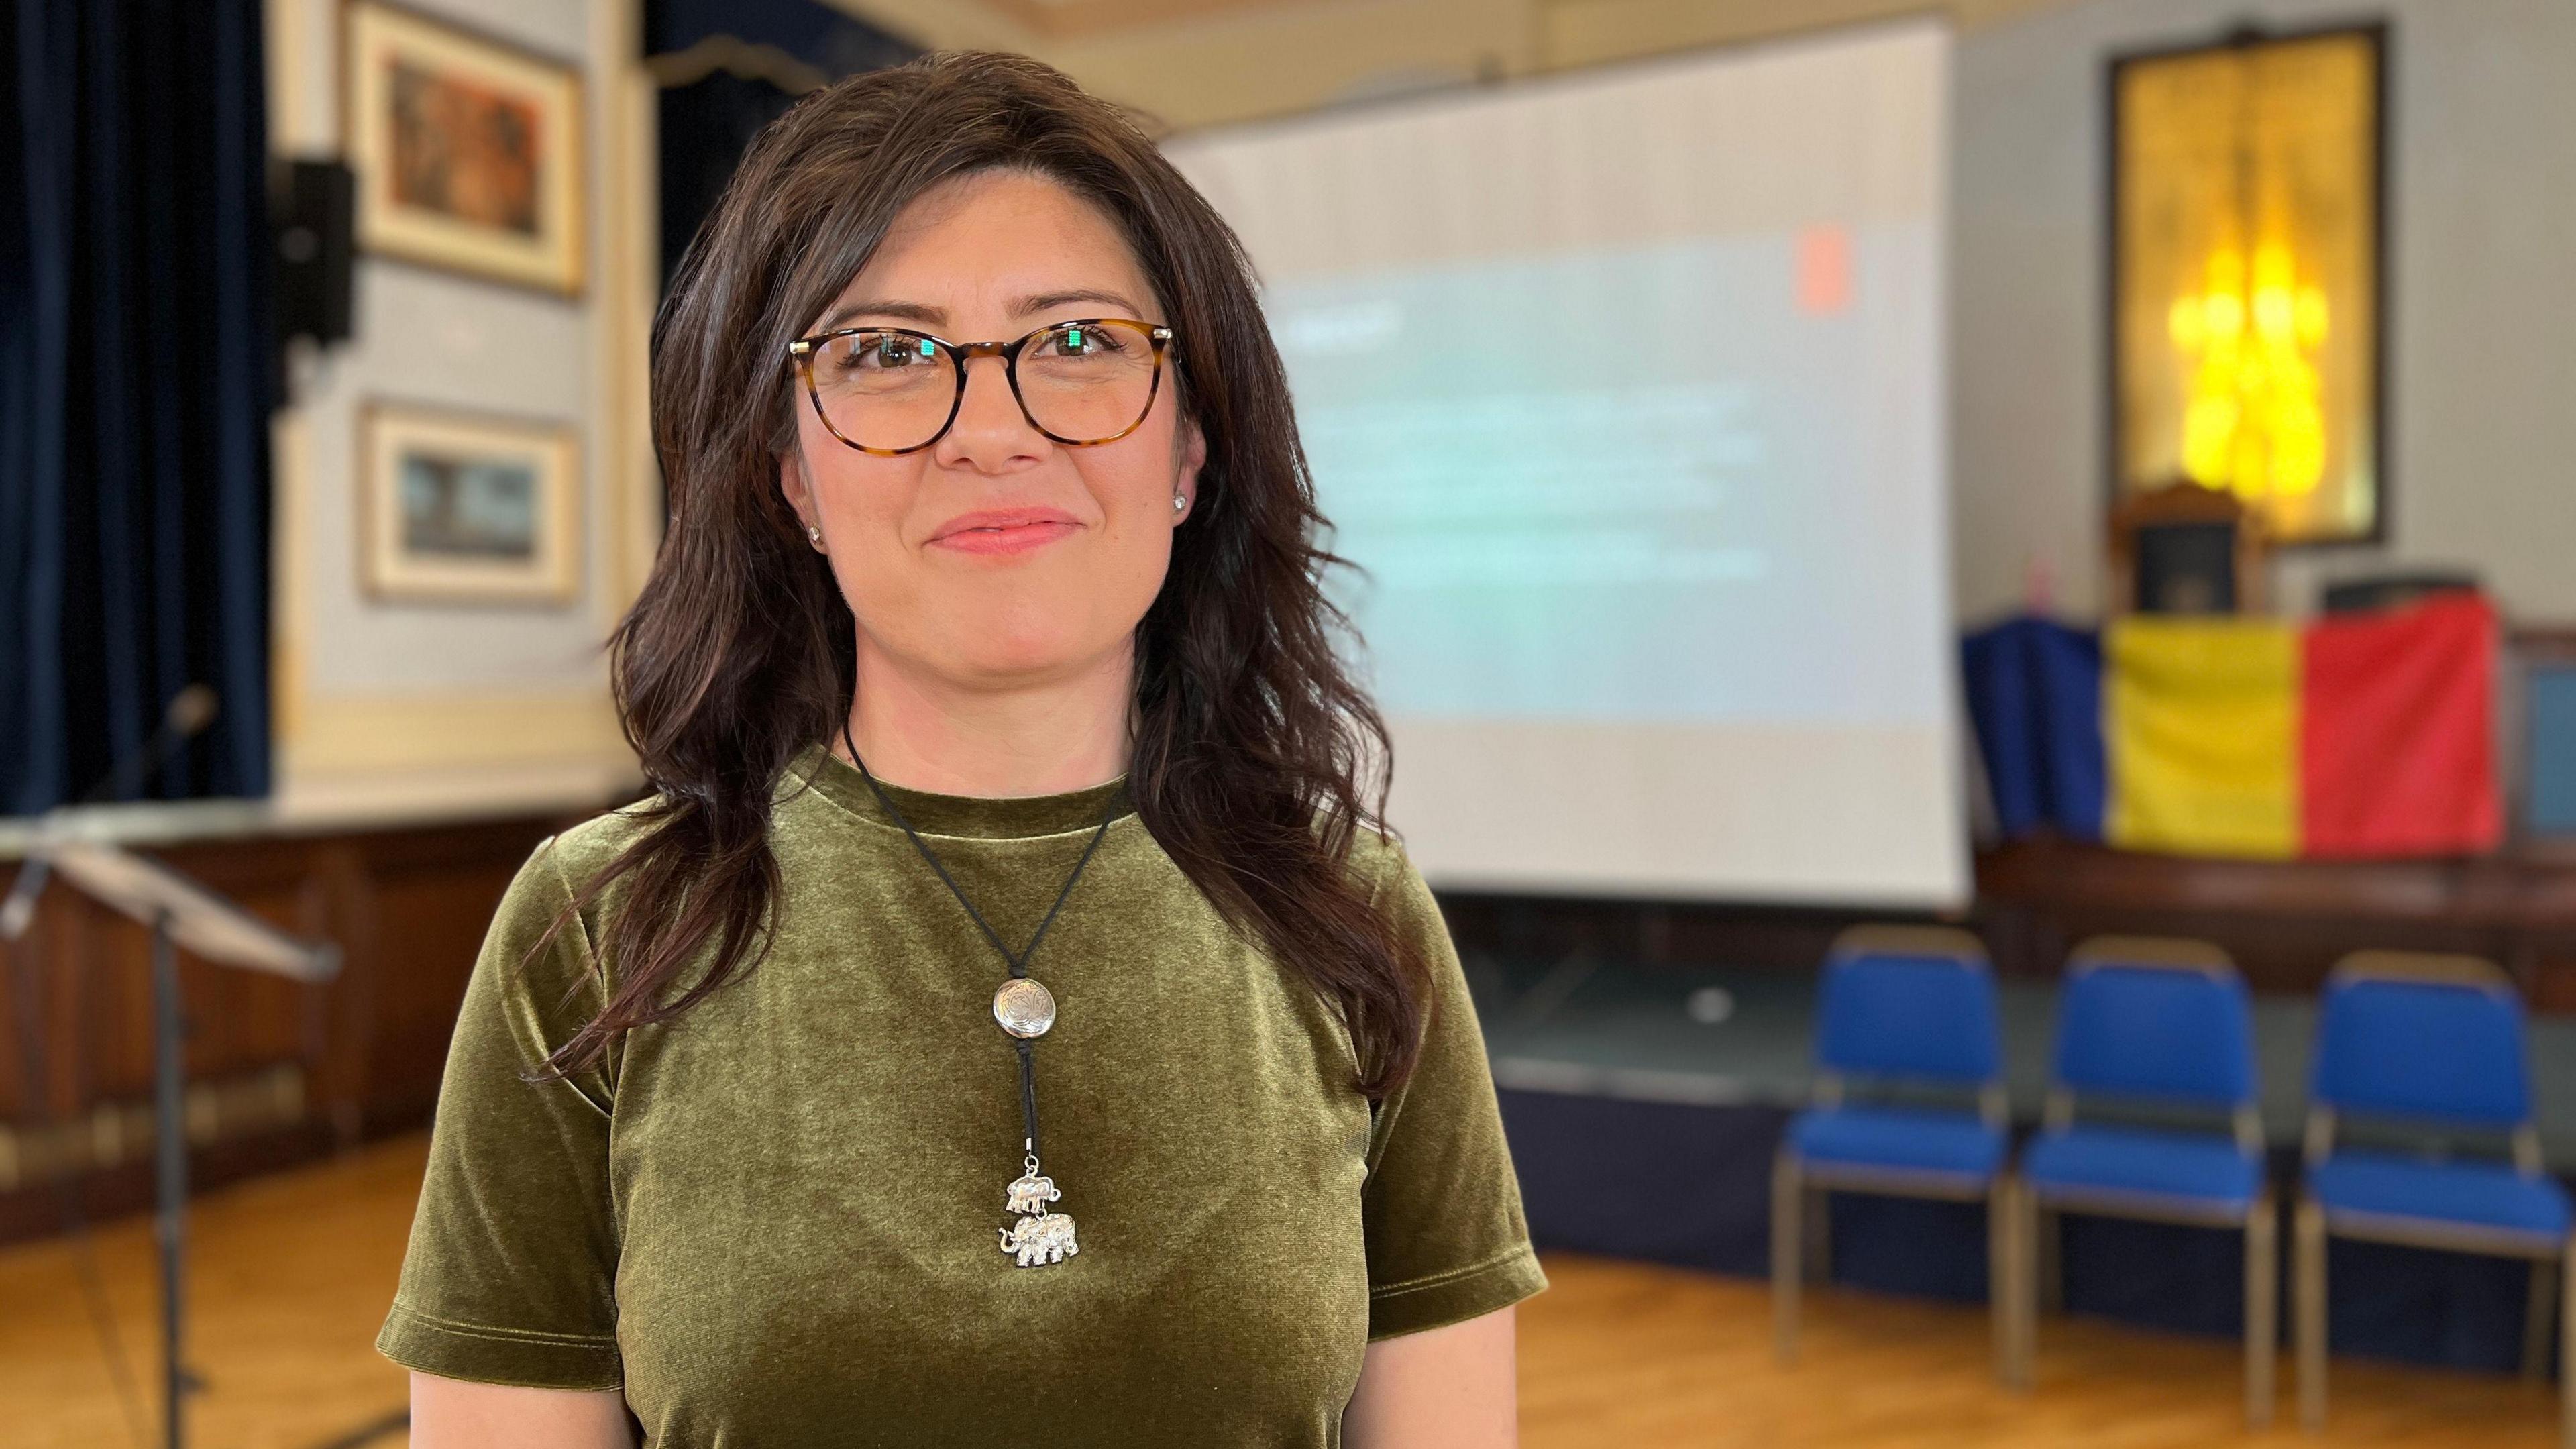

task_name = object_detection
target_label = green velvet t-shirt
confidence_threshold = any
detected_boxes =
[376,745,1546,1444]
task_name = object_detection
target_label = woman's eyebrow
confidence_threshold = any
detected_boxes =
[1014,288,1144,318]
[814,288,1149,336]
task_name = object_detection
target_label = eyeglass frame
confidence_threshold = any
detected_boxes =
[785,316,1177,457]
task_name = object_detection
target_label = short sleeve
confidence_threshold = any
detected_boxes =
[1360,840,1549,1340]
[375,836,626,1389]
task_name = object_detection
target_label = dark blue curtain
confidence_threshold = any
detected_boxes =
[647,0,918,296]
[1,0,272,814]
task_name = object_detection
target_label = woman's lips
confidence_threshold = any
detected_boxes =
[928,520,1080,556]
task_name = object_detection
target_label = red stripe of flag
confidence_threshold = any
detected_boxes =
[2300,593,2502,858]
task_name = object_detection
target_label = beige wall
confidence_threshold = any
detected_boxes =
[1953,0,2576,625]
[250,0,2569,824]
[844,0,2576,628]
[264,0,660,824]
[839,0,2059,131]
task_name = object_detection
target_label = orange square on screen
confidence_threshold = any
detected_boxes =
[1797,225,1853,314]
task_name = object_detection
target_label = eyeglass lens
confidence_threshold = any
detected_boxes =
[804,320,1159,452]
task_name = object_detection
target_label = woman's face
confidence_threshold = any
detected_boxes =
[780,169,1204,695]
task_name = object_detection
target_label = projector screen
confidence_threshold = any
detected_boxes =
[1165,19,1966,907]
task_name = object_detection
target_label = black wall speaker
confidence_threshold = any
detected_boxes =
[274,158,354,347]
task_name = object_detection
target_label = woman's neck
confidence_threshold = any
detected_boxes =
[837,639,1136,799]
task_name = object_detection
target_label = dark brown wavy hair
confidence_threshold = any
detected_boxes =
[531,50,1426,1099]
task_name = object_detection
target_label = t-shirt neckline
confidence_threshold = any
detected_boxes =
[792,742,1136,841]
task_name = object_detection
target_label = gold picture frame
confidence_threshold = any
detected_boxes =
[359,402,582,605]
[2108,24,2385,545]
[343,0,586,296]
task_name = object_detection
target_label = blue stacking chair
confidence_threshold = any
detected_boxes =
[2296,952,2573,1444]
[2010,937,2271,1421]
[1772,925,2021,1385]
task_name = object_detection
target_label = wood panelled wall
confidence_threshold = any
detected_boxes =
[1437,845,2576,1006]
[5,810,2573,1246]
[0,813,578,1244]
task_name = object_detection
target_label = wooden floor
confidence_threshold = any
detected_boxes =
[1,1135,2561,1447]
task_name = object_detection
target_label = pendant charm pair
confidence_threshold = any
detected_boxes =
[1000,1155,1079,1267]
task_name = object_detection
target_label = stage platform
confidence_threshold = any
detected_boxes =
[1470,952,2576,1375]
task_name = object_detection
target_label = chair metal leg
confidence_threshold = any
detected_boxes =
[2037,1203,2064,1316]
[2527,1257,2560,1382]
[2246,1193,2277,1430]
[1990,1177,2029,1391]
[2561,1241,2574,1449]
[1803,1174,1833,1284]
[2296,1196,2326,1433]
[1772,1151,1801,1363]
[2008,1178,2038,1392]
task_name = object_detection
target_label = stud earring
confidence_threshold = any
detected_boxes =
[806,523,823,548]
[1171,494,1187,513]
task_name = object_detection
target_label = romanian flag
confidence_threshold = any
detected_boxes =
[2102,594,2502,859]
[2105,616,2300,856]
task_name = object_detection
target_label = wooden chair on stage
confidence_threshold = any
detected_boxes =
[1772,924,2025,1387]
[2295,951,2573,1445]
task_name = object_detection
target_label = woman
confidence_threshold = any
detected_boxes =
[378,50,1544,1447]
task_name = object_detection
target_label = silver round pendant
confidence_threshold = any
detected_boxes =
[993,978,1057,1038]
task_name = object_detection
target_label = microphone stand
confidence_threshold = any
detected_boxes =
[150,906,191,1449]
[3,687,339,1449]
[5,841,339,1449]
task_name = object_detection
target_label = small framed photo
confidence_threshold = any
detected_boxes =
[360,402,582,604]
[343,0,585,295]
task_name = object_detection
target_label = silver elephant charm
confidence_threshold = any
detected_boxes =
[1005,1171,1061,1216]
[999,1210,1079,1267]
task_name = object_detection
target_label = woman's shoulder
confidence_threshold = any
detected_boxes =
[1340,820,1420,911]
[495,798,663,922]
[547,798,661,870]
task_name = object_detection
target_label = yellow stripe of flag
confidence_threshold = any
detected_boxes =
[2105,616,2300,858]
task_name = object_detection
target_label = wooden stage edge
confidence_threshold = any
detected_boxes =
[1975,836,2576,1008]
[1438,837,2576,1010]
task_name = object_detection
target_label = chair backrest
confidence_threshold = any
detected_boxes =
[2052,938,2257,1110]
[1815,926,2001,1087]
[2310,952,2532,1131]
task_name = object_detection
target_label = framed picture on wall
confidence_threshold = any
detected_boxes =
[343,0,586,295]
[2106,23,2387,546]
[360,402,582,604]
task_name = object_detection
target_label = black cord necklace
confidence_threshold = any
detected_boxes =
[840,719,1125,1269]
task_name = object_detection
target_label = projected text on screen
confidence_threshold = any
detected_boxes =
[1167,19,1966,906]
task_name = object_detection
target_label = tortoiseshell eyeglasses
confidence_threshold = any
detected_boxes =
[786,317,1175,456]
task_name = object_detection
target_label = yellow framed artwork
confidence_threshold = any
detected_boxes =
[2108,24,2385,545]
[358,402,582,605]
[343,0,586,296]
